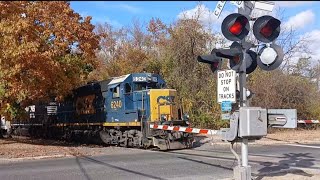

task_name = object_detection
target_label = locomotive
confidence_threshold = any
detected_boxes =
[10,73,193,150]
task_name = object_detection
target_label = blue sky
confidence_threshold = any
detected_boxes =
[70,1,320,60]
[70,1,320,29]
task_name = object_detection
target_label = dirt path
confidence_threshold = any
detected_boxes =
[263,129,320,144]
[0,137,114,159]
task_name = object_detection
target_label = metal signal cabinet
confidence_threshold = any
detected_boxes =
[239,107,267,138]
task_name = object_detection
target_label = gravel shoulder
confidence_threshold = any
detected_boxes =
[0,137,142,161]
[262,129,320,144]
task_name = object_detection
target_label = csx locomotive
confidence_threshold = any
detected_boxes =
[10,73,193,150]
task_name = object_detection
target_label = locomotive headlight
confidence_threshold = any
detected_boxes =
[160,114,167,122]
[147,74,152,82]
[183,113,190,121]
[183,113,190,125]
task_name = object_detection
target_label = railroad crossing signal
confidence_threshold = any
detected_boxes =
[197,49,222,73]
[253,15,281,43]
[197,12,283,74]
[202,2,288,180]
[221,13,250,41]
[228,42,257,74]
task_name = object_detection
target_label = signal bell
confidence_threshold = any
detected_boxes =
[253,15,281,43]
[221,13,250,42]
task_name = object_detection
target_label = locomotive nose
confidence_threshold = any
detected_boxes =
[149,89,178,122]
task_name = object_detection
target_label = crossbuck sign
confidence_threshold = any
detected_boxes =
[217,70,236,103]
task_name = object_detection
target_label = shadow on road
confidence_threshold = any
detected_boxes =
[74,155,167,180]
[192,149,288,159]
[254,153,316,180]
[178,156,233,171]
[62,147,166,180]
[192,135,214,148]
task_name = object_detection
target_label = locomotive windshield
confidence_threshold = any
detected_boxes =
[134,82,164,91]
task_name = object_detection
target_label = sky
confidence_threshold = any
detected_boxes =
[70,1,320,61]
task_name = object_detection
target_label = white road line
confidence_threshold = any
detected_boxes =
[285,144,320,149]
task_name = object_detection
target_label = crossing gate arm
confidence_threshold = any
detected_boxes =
[298,120,319,124]
[149,124,220,135]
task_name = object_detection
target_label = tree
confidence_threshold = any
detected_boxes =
[95,19,156,77]
[89,5,320,127]
[248,69,320,120]
[158,18,226,129]
[0,2,99,118]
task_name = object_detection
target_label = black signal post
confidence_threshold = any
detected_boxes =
[196,2,284,180]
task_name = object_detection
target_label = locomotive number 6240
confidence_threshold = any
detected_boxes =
[111,100,122,109]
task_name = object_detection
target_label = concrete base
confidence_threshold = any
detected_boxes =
[233,165,251,180]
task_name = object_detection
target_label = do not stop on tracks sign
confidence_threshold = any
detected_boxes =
[217,70,236,103]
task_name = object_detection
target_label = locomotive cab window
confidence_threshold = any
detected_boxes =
[125,83,132,94]
[134,83,146,91]
[111,85,120,98]
[134,82,161,91]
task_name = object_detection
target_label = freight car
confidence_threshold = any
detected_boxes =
[10,73,193,150]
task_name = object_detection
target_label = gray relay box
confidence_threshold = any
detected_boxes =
[239,107,267,138]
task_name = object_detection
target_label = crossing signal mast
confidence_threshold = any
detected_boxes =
[198,13,283,75]
[197,2,296,180]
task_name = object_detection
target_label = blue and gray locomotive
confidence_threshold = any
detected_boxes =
[10,73,193,150]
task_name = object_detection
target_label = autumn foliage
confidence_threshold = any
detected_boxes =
[0,2,99,118]
[92,15,320,128]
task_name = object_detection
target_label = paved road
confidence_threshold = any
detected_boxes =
[0,142,319,180]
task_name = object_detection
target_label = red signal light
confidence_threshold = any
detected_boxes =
[253,16,281,43]
[229,22,243,35]
[260,24,273,37]
[229,18,248,36]
[210,61,221,73]
[233,56,241,64]
[221,13,250,41]
[212,62,220,68]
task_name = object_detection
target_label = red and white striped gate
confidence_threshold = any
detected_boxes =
[150,124,220,135]
[297,120,319,124]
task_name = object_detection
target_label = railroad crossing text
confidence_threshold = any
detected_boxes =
[217,70,236,103]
